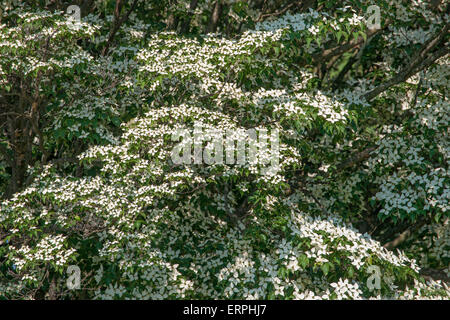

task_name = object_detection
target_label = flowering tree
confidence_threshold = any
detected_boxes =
[0,0,448,299]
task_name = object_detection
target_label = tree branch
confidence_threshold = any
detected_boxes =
[364,23,449,101]
[101,0,138,56]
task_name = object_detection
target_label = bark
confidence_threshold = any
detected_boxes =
[206,1,222,34]
[180,0,198,34]
[364,23,449,101]
[102,0,138,56]
[383,220,426,250]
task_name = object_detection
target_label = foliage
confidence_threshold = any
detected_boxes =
[0,0,448,299]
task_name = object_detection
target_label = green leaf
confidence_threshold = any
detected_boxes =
[321,263,330,275]
[360,31,367,42]
[298,254,309,268]
[274,46,280,56]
